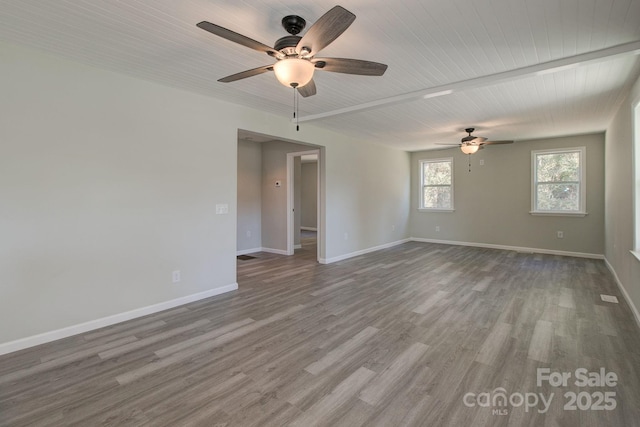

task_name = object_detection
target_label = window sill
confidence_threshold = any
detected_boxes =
[631,251,640,263]
[529,211,588,217]
[418,208,455,213]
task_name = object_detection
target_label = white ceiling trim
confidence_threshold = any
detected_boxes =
[298,40,640,123]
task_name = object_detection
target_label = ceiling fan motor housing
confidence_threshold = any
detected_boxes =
[462,127,476,142]
[274,35,302,54]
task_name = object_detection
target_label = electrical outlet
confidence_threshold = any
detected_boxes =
[557,231,564,239]
[344,232,349,240]
[172,270,181,283]
[391,224,396,231]
[246,230,251,238]
[436,226,440,232]
[479,159,485,166]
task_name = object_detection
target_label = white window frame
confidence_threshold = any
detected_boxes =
[419,157,454,212]
[531,147,586,216]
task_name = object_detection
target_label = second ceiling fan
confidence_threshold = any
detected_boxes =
[437,128,514,154]
[197,6,388,97]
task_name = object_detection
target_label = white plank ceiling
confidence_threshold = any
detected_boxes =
[1,0,639,151]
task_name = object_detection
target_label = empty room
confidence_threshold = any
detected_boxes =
[1,1,640,426]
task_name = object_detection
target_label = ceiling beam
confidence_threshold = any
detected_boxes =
[298,40,640,123]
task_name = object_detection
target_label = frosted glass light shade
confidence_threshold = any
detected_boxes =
[461,144,480,154]
[273,58,314,88]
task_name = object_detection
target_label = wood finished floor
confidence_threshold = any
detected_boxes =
[1,240,640,426]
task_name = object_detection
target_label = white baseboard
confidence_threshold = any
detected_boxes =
[261,247,289,256]
[604,258,640,331]
[0,283,238,356]
[237,247,289,256]
[319,238,410,264]
[294,244,302,249]
[301,227,317,231]
[409,237,604,260]
[237,247,262,256]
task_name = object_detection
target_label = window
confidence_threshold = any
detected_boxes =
[531,147,586,215]
[419,158,453,211]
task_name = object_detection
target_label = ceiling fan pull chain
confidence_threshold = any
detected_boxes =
[295,87,300,131]
[292,86,296,120]
[468,154,471,172]
[290,86,300,131]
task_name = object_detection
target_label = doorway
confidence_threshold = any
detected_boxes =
[287,150,320,260]
[236,130,322,263]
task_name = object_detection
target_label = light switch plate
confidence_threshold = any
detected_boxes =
[215,204,229,215]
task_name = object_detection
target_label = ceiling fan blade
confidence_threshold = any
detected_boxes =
[197,21,281,58]
[482,140,514,145]
[218,65,273,83]
[434,143,462,146]
[296,6,355,56]
[297,79,317,97]
[313,58,387,76]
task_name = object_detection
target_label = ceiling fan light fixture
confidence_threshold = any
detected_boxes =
[460,144,480,154]
[273,58,314,88]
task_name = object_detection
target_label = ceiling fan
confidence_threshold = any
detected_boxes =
[196,5,388,97]
[436,128,514,154]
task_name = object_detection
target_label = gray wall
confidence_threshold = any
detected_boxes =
[605,73,640,324]
[410,133,605,256]
[0,41,411,348]
[237,140,262,253]
[237,139,309,254]
[326,142,411,260]
[1,42,240,345]
[301,161,318,229]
